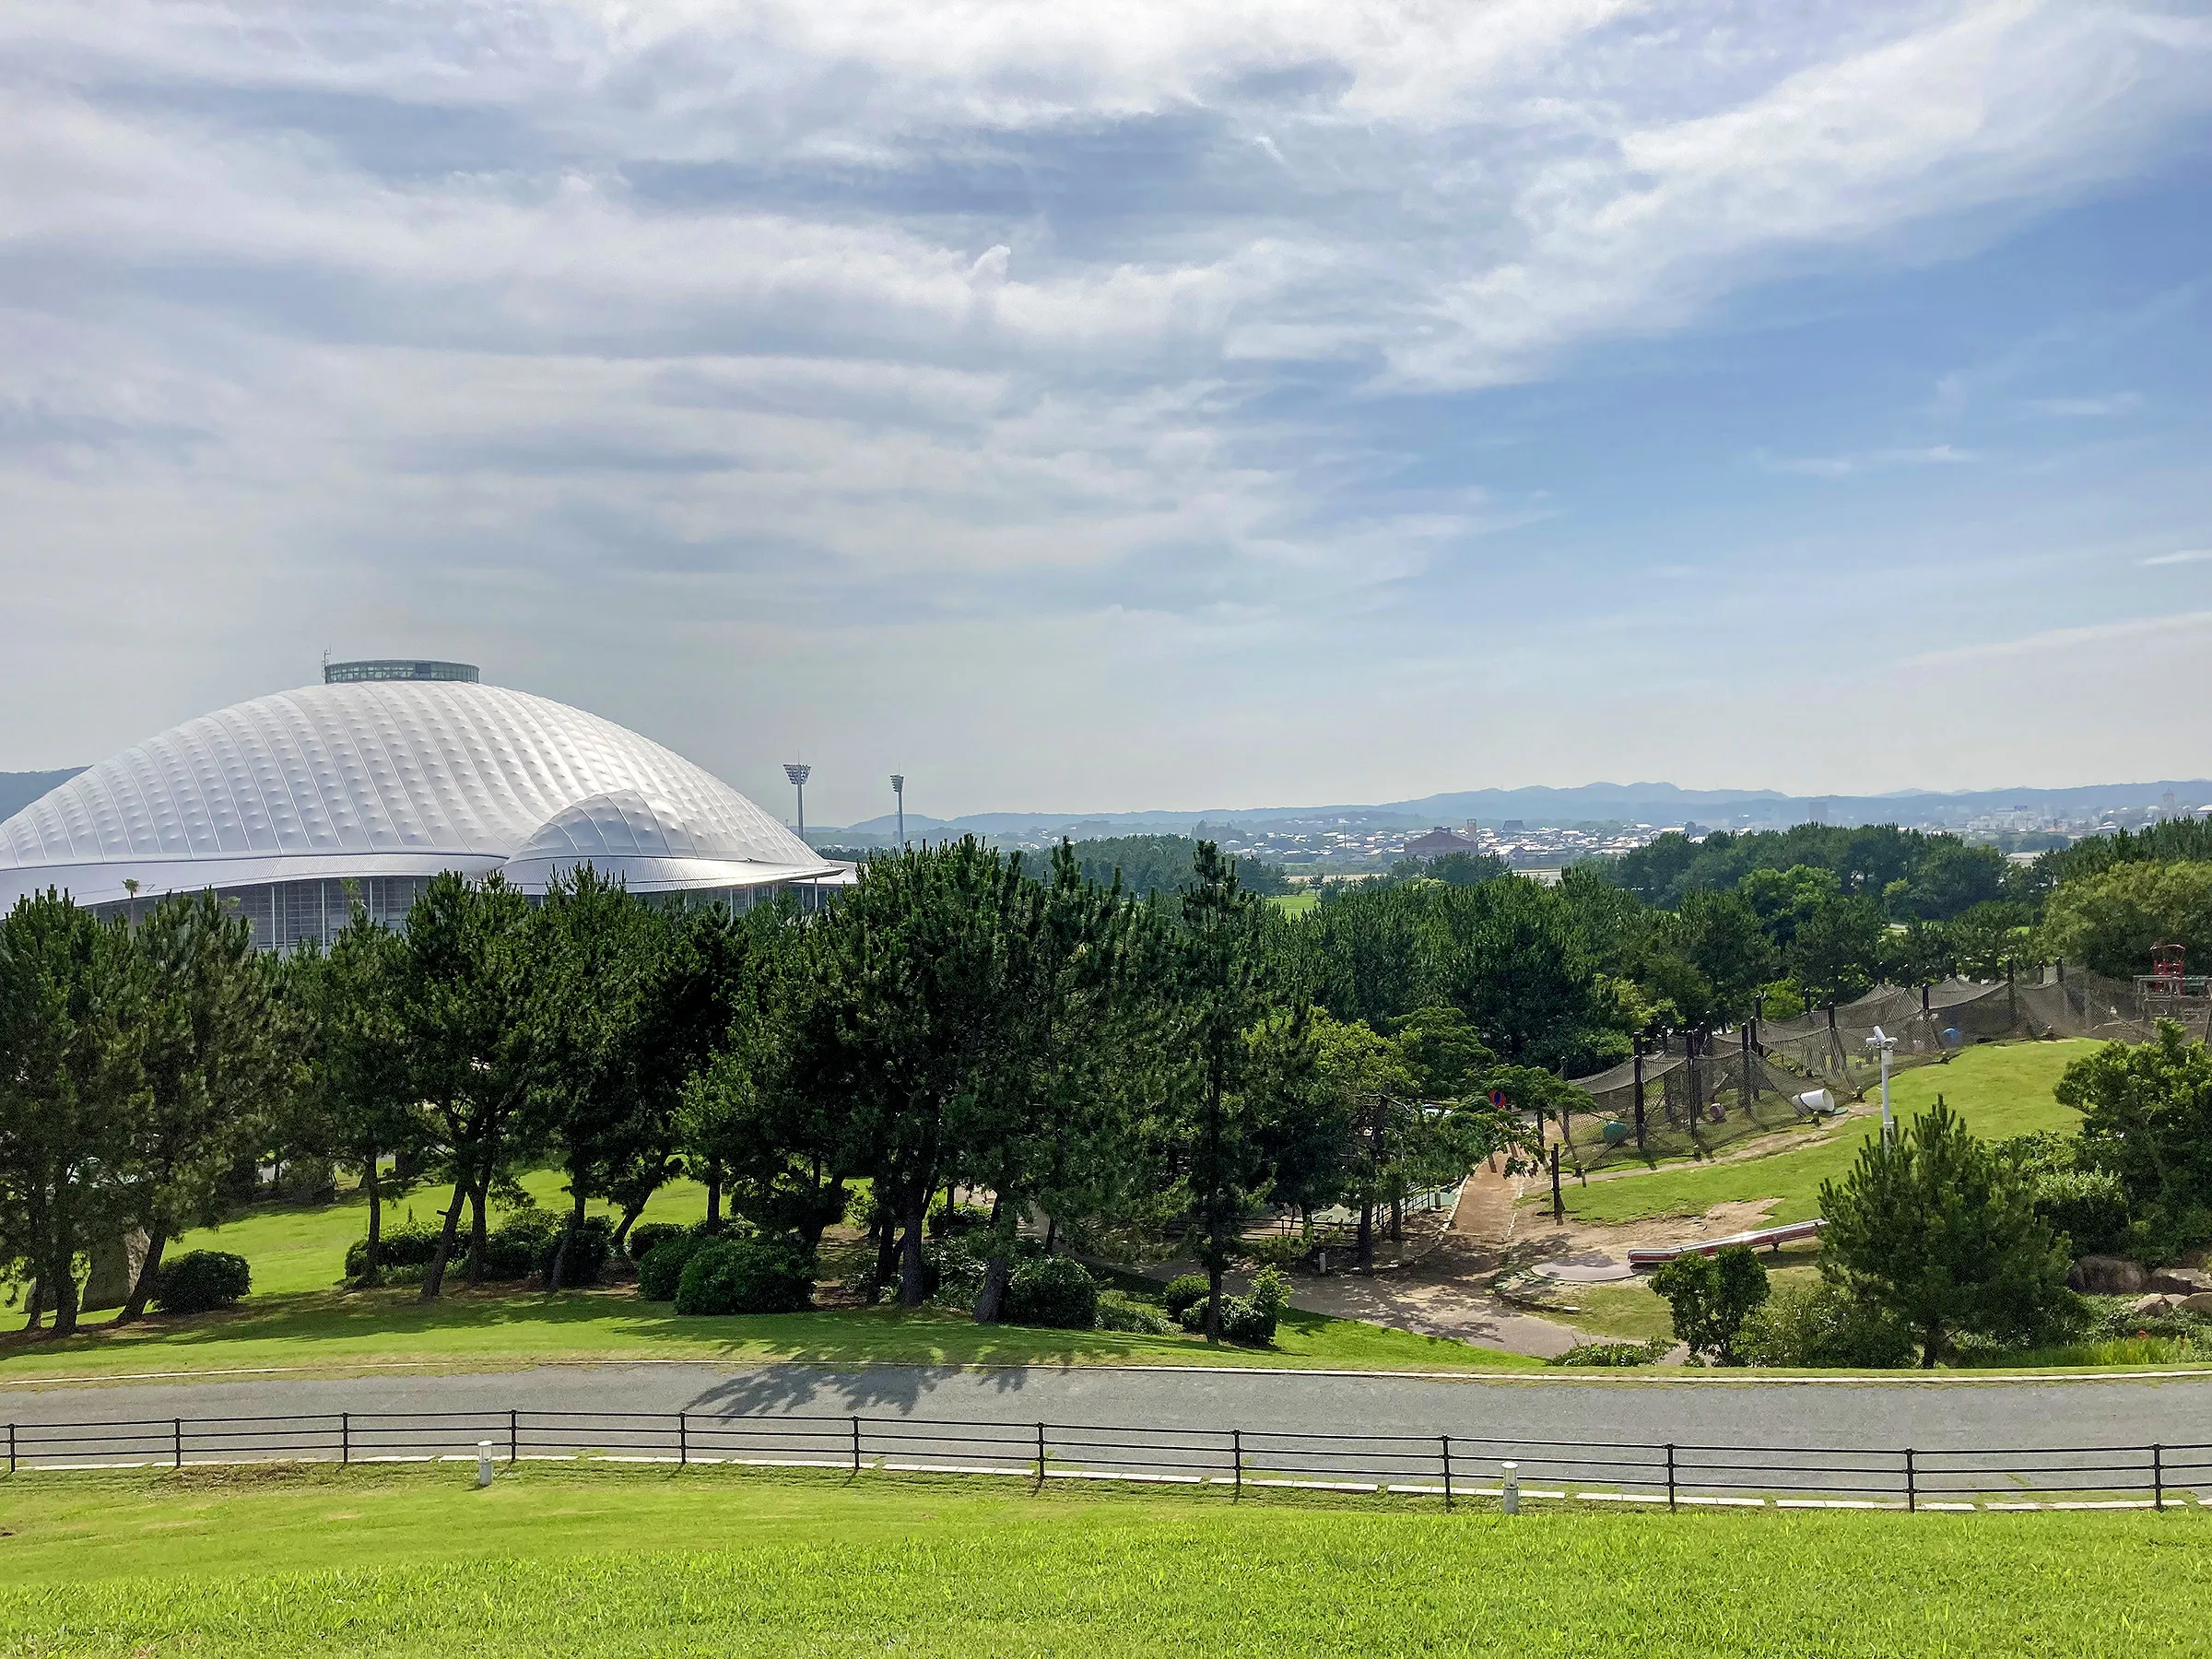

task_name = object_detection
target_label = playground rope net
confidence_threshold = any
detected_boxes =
[1560,967,2194,1173]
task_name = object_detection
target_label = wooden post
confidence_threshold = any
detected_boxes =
[1549,1144,1563,1222]
[1740,1018,1753,1115]
[1632,1039,1647,1154]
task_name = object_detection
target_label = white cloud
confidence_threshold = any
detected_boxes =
[2144,549,2212,567]
[1,1,2209,813]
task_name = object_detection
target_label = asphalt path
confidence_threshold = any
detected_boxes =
[10,1361,2212,1443]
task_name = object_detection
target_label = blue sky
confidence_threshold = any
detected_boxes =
[2,1,2208,826]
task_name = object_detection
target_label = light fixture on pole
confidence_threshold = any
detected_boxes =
[783,763,811,842]
[890,774,905,850]
[1866,1025,1896,1142]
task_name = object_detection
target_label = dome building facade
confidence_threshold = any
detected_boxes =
[0,661,839,950]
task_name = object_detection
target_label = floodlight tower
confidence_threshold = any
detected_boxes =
[890,774,906,850]
[783,763,811,842]
[1866,1025,1896,1143]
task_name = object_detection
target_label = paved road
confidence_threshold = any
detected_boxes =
[8,1362,2211,1453]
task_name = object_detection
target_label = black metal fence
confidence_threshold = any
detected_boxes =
[4,1408,2208,1512]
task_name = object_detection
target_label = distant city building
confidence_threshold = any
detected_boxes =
[1405,826,1483,857]
[0,663,838,950]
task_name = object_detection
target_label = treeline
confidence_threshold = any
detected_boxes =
[1602,818,2212,984]
[1,843,1526,1342]
[820,834,1293,899]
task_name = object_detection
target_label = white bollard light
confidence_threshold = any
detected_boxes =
[477,1441,496,1488]
[1500,1461,1520,1515]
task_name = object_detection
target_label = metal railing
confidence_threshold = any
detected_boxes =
[5,1408,2208,1512]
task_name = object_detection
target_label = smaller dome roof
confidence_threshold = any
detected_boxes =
[500,788,832,895]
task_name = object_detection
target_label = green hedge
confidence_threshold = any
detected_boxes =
[638,1232,711,1301]
[1003,1256,1098,1330]
[153,1251,251,1314]
[673,1236,817,1316]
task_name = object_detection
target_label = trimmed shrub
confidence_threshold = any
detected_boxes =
[1547,1339,1669,1368]
[541,1215,615,1287]
[674,1235,817,1316]
[1735,1277,1916,1369]
[638,1232,711,1302]
[153,1250,251,1315]
[1003,1255,1099,1330]
[626,1221,688,1262]
[1177,1267,1291,1346]
[478,1209,562,1280]
[1161,1274,1210,1322]
[345,1219,444,1278]
[1093,1291,1174,1335]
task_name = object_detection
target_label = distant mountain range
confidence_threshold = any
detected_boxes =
[8,767,2206,845]
[822,779,2212,841]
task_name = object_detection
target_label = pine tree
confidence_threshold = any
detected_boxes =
[1818,1098,2074,1366]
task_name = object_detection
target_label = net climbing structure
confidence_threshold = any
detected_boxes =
[1557,965,2183,1173]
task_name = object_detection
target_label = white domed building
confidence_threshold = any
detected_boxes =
[0,661,842,950]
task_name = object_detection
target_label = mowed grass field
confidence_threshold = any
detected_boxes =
[0,1285,1536,1382]
[3,1462,2208,1656]
[162,1167,714,1299]
[1552,1040,2097,1227]
[4,1141,1541,1380]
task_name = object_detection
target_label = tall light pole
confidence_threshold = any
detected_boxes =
[1866,1025,1896,1143]
[890,774,905,850]
[783,763,810,842]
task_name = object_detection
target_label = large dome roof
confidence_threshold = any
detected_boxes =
[0,679,831,909]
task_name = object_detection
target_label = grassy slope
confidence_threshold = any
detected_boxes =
[6,1152,1537,1381]
[167,1169,714,1298]
[0,1288,1537,1383]
[1269,891,1318,917]
[2,1465,2207,1657]
[1554,1040,2096,1227]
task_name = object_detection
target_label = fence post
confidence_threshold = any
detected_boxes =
[1665,1443,1676,1512]
[173,1418,182,1471]
[1035,1422,1046,1485]
[2154,1444,2164,1512]
[1233,1430,1242,1499]
[1550,1144,1563,1222]
[1441,1435,1453,1512]
[341,1411,349,1466]
[851,1416,862,1475]
[7,1422,14,1477]
[1904,1449,1916,1513]
[509,1408,518,1465]
[679,1412,688,1468]
[1631,1041,1646,1154]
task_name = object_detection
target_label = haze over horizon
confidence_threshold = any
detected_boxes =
[4,2,2209,826]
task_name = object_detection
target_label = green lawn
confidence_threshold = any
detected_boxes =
[1269,890,1318,917]
[166,1169,714,1298]
[1552,1040,2097,1227]
[0,1284,1538,1383]
[1,1464,2206,1656]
